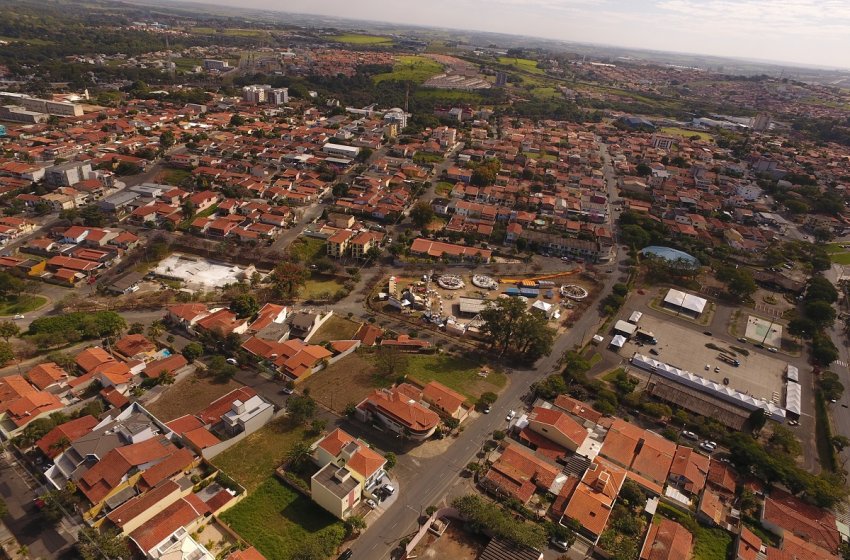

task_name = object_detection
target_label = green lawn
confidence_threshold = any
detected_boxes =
[413,153,444,164]
[530,86,560,100]
[414,89,484,104]
[173,57,202,71]
[498,57,545,74]
[310,315,360,344]
[220,478,346,560]
[328,33,392,45]
[212,417,307,492]
[374,55,443,84]
[405,354,507,401]
[302,276,344,300]
[659,127,714,142]
[694,527,733,560]
[826,243,850,264]
[289,237,326,263]
[0,295,48,316]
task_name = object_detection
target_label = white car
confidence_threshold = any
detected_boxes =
[505,410,516,421]
[681,431,698,440]
[13,314,24,320]
[699,442,715,452]
[365,499,377,509]
[768,347,778,353]
[226,358,238,365]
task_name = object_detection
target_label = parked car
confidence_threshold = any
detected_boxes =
[681,431,698,440]
[551,538,570,552]
[226,358,238,365]
[703,331,713,336]
[699,442,715,452]
[382,484,395,495]
[483,405,492,414]
[506,410,516,421]
[768,347,778,353]
[338,550,353,560]
[279,387,294,395]
[738,337,747,343]
[13,314,24,320]
[366,499,377,509]
[788,420,799,426]
[649,348,659,356]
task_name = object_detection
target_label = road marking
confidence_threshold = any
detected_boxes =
[833,360,848,368]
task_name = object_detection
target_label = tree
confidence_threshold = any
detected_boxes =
[355,147,373,163]
[806,276,838,304]
[147,320,166,339]
[207,355,237,382]
[805,300,836,328]
[286,440,312,470]
[480,297,554,362]
[0,271,24,301]
[230,114,246,127]
[127,322,145,335]
[181,199,196,219]
[159,130,175,150]
[384,452,397,470]
[307,418,327,436]
[635,163,652,176]
[716,265,757,301]
[268,261,308,300]
[618,479,646,510]
[374,348,407,379]
[230,294,259,319]
[768,425,802,457]
[788,317,817,339]
[344,514,367,537]
[287,394,317,424]
[182,342,203,362]
[0,320,20,343]
[410,201,435,229]
[0,341,14,366]
[819,371,845,402]
[76,527,130,560]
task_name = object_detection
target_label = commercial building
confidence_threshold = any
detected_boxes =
[322,142,361,159]
[45,161,93,187]
[203,59,230,71]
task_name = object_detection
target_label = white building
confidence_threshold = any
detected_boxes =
[322,143,360,158]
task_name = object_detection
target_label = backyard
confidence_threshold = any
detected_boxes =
[145,373,242,422]
[309,315,361,344]
[220,478,346,560]
[213,417,307,492]
[374,55,443,84]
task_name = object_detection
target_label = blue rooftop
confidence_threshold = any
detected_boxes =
[640,246,700,267]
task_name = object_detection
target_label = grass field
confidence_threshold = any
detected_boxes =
[162,168,191,185]
[0,295,48,316]
[190,27,267,37]
[289,237,326,263]
[659,126,714,142]
[415,89,484,104]
[826,243,850,264]
[374,55,443,84]
[328,33,392,45]
[213,417,307,492]
[405,354,507,402]
[145,374,242,422]
[694,527,733,560]
[498,57,545,75]
[220,478,346,560]
[435,181,455,196]
[529,86,561,100]
[302,276,344,300]
[310,315,361,344]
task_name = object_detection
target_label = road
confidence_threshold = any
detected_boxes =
[347,141,628,560]
[826,321,850,470]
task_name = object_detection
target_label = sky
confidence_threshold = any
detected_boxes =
[178,0,850,69]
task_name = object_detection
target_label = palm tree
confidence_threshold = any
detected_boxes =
[286,441,312,471]
[147,321,166,340]
[49,436,72,454]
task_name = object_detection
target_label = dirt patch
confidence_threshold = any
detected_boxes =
[301,351,382,413]
[412,524,486,560]
[145,373,243,421]
[309,316,361,344]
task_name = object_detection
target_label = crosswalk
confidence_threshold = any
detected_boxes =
[832,360,848,368]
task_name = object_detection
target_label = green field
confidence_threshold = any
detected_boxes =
[162,168,191,185]
[435,181,455,196]
[328,33,392,45]
[213,418,307,492]
[190,27,267,37]
[659,127,714,142]
[302,276,344,300]
[498,57,545,75]
[0,36,52,46]
[374,55,443,84]
[694,527,733,560]
[220,478,346,560]
[415,89,484,104]
[309,315,360,344]
[289,237,326,263]
[0,295,48,316]
[405,354,507,401]
[826,243,850,264]
[173,57,202,71]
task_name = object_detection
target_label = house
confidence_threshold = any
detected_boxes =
[166,303,210,329]
[735,526,763,560]
[288,310,333,341]
[310,428,387,519]
[36,415,99,459]
[354,324,382,346]
[380,334,431,351]
[143,354,188,380]
[0,375,64,438]
[26,362,70,391]
[241,336,332,382]
[706,460,738,499]
[113,334,158,362]
[195,308,249,336]
[600,419,675,494]
[761,489,841,555]
[421,381,469,422]
[561,457,626,543]
[355,384,440,441]
[128,495,212,558]
[409,238,491,262]
[75,346,116,373]
[525,406,588,453]
[668,446,710,496]
[197,387,273,438]
[480,442,562,504]
[640,518,693,560]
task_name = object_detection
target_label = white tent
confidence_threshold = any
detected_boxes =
[785,382,801,417]
[785,364,799,383]
[610,335,627,349]
[630,353,786,421]
[532,300,554,317]
[614,320,637,336]
[663,288,708,315]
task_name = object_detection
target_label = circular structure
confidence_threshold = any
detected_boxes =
[437,275,465,290]
[471,274,499,290]
[640,246,700,268]
[560,284,589,300]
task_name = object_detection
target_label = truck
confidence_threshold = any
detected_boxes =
[717,353,740,367]
[635,328,657,344]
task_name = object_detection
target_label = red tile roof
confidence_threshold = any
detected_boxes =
[36,415,98,459]
[143,354,188,379]
[763,490,840,553]
[198,387,257,425]
[106,480,180,529]
[227,547,268,560]
[640,518,693,560]
[129,495,210,552]
[26,362,69,390]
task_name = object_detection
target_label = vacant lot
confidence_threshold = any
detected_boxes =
[301,351,382,413]
[412,524,486,560]
[694,526,733,560]
[374,55,443,84]
[289,237,325,262]
[161,168,191,185]
[145,374,242,422]
[302,275,344,300]
[310,315,360,344]
[220,478,346,560]
[659,126,714,142]
[498,57,545,74]
[213,417,307,492]
[406,354,507,402]
[328,33,392,44]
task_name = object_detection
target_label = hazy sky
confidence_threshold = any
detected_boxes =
[183,0,850,69]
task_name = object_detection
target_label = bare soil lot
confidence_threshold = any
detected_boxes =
[411,524,486,560]
[145,373,243,421]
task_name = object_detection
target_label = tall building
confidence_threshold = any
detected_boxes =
[752,113,772,132]
[268,87,288,105]
[242,85,268,104]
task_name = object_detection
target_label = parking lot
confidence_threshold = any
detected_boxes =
[619,314,788,405]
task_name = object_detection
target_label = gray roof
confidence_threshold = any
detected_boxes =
[479,538,542,560]
[312,463,359,499]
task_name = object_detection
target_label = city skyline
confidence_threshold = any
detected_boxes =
[177,0,850,69]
